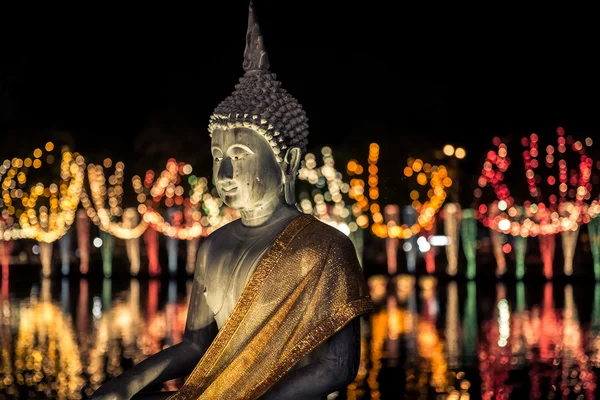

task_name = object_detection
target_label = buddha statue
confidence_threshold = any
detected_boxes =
[91,2,372,399]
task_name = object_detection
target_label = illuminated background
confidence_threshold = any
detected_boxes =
[2,1,600,399]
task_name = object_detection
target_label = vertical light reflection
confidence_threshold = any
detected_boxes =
[167,208,179,277]
[144,227,161,277]
[461,209,477,279]
[479,283,513,399]
[590,217,600,279]
[490,230,506,277]
[538,235,555,279]
[510,281,528,368]
[76,208,90,275]
[61,277,70,314]
[445,281,460,369]
[423,221,437,274]
[561,227,579,276]
[40,241,53,278]
[589,283,600,367]
[0,240,13,279]
[443,203,461,276]
[123,207,142,276]
[366,302,386,400]
[383,205,400,275]
[561,284,594,397]
[514,235,527,280]
[462,281,477,367]
[14,277,84,397]
[100,231,114,278]
[402,206,418,273]
[414,276,447,395]
[77,279,89,353]
[59,227,72,276]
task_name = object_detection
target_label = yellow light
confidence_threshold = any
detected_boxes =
[410,190,419,200]
[45,142,54,151]
[24,158,33,167]
[33,148,43,158]
[347,161,357,172]
[412,159,423,172]
[33,159,42,169]
[443,144,455,156]
[455,147,466,159]
[443,177,453,187]
[417,172,427,185]
[369,188,379,200]
[403,167,413,177]
[370,203,380,214]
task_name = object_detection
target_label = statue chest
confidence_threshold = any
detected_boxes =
[203,236,271,328]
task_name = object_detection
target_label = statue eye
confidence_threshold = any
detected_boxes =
[232,153,247,161]
[214,157,223,162]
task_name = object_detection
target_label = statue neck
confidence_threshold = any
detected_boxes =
[240,197,296,227]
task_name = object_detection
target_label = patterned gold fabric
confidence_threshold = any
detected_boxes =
[168,214,373,399]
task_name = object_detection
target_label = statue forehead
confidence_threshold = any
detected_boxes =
[211,127,271,149]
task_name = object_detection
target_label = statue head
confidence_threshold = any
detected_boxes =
[209,1,309,211]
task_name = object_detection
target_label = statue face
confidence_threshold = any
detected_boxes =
[211,127,283,210]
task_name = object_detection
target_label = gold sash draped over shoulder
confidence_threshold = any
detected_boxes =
[168,214,373,399]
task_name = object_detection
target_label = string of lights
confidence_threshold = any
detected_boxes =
[297,146,354,235]
[0,143,84,243]
[475,128,600,237]
[139,158,237,240]
[80,160,148,239]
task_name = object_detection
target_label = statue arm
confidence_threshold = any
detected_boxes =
[260,317,361,400]
[92,245,217,400]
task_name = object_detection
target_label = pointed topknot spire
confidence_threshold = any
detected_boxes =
[243,0,270,73]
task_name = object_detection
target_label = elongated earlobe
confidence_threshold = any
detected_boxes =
[283,147,302,206]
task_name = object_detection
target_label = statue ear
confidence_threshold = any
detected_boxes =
[283,147,302,177]
[282,147,301,206]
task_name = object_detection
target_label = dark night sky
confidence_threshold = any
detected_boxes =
[1,2,598,207]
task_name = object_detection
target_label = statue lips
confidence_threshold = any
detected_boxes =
[219,181,239,195]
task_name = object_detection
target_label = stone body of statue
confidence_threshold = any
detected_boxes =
[91,2,372,399]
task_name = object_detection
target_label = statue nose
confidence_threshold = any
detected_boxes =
[217,157,234,180]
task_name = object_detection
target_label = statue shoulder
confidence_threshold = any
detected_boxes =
[308,219,356,255]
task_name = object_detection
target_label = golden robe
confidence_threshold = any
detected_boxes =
[168,214,373,399]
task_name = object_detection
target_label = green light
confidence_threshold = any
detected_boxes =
[461,209,477,279]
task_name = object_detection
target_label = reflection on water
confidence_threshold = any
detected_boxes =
[3,274,600,399]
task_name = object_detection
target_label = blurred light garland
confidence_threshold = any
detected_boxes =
[0,143,84,243]
[475,128,600,237]
[297,146,354,235]
[139,158,237,240]
[347,145,452,240]
[80,160,148,239]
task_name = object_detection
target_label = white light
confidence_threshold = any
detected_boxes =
[93,237,103,248]
[418,242,431,253]
[417,236,428,246]
[92,296,102,318]
[402,242,412,252]
[32,245,40,255]
[337,223,350,236]
[498,219,510,231]
[429,235,450,246]
[498,200,507,211]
